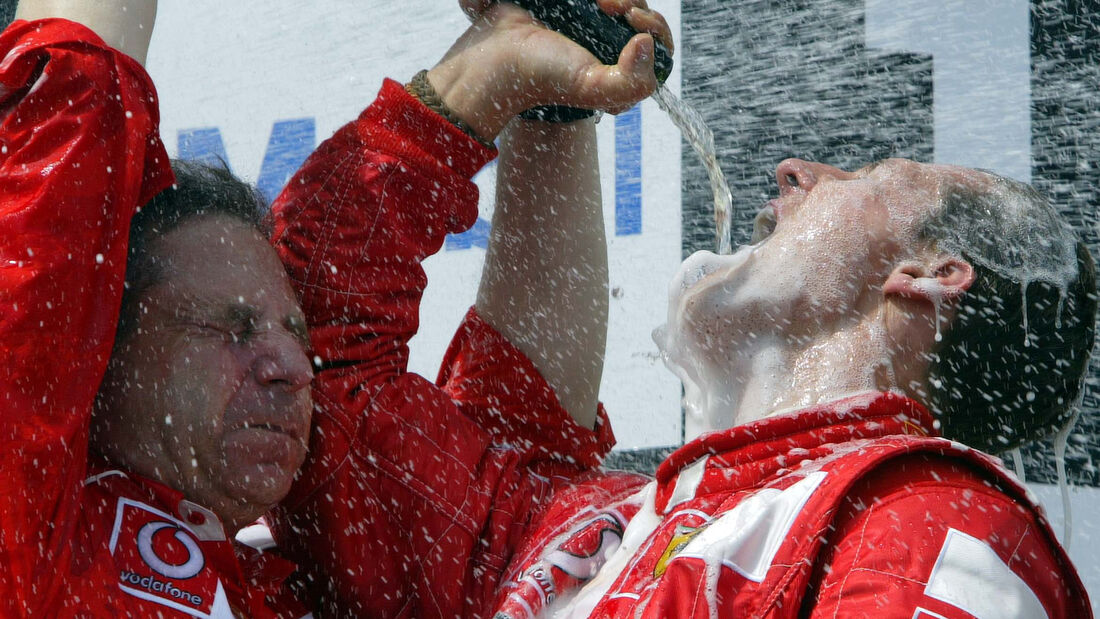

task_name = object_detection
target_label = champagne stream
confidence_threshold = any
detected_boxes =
[651,84,734,255]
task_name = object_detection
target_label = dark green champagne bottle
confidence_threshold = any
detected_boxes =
[509,0,674,121]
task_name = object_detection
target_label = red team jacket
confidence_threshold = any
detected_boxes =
[0,17,619,618]
[267,78,630,617]
[0,16,1091,619]
[264,79,1093,617]
[0,19,312,618]
[491,393,1092,617]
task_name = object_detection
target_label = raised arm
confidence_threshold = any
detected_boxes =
[15,0,157,65]
[436,0,670,427]
[0,2,170,615]
[476,119,607,428]
[267,3,666,615]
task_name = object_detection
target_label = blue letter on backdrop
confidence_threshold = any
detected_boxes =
[177,118,317,204]
[615,105,643,236]
[256,119,316,203]
[178,128,230,167]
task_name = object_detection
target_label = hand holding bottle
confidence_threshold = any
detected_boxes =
[429,0,673,141]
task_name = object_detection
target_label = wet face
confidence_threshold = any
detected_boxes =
[657,158,980,432]
[94,215,313,530]
[667,159,942,352]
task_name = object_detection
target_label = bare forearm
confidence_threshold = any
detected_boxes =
[477,118,608,429]
[15,0,157,65]
[427,1,667,429]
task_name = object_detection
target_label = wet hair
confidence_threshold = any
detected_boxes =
[116,159,268,339]
[921,176,1097,453]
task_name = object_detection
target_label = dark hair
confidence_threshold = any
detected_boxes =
[116,159,268,338]
[922,177,1097,453]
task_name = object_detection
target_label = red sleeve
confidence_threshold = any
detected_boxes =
[439,308,616,469]
[0,18,172,615]
[268,80,616,617]
[805,455,1090,618]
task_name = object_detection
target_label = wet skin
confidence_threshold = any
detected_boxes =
[662,157,982,435]
[94,215,313,532]
[673,157,980,358]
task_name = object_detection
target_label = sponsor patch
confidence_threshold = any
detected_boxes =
[924,528,1048,619]
[901,418,930,437]
[109,498,229,616]
[654,523,706,578]
[496,511,627,619]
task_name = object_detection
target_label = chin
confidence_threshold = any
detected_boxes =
[225,462,300,508]
[222,429,306,497]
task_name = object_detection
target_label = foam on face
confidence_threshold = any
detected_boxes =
[655,237,856,436]
[655,244,766,436]
[654,175,894,435]
[657,162,1084,440]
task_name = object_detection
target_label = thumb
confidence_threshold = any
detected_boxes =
[618,32,657,85]
[573,32,657,112]
[460,0,494,20]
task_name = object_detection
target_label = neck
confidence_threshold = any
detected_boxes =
[683,315,897,440]
[185,490,262,536]
[95,446,260,536]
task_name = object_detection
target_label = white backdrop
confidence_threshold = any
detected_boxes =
[145,0,1097,609]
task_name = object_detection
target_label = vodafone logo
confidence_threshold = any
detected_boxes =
[137,521,205,579]
[109,498,222,614]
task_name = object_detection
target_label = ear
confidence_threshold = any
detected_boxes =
[883,258,975,303]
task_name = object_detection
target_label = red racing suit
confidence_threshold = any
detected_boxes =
[267,79,636,617]
[0,19,309,617]
[492,392,1092,618]
[0,20,625,616]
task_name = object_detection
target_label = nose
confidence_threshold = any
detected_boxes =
[254,332,313,392]
[775,158,853,195]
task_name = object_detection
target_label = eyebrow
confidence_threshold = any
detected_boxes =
[225,302,259,326]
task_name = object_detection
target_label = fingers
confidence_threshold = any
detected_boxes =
[617,32,657,89]
[594,0,674,57]
[571,32,657,112]
[459,0,494,20]
[449,0,664,119]
[595,0,649,16]
[624,6,673,56]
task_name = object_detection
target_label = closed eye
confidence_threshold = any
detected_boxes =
[189,321,252,343]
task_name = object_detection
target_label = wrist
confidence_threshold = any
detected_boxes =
[16,0,157,65]
[426,63,526,142]
[406,70,496,149]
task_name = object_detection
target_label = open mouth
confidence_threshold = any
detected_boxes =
[750,205,777,243]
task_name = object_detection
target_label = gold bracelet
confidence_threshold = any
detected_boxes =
[405,70,495,150]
